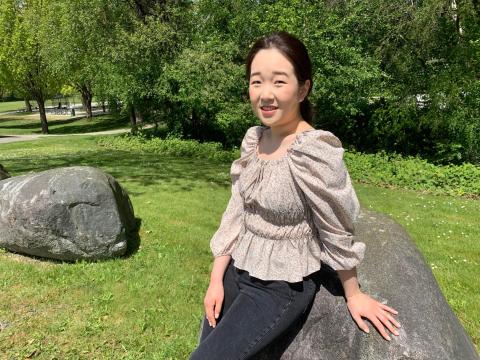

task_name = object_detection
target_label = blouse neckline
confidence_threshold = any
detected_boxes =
[254,126,318,164]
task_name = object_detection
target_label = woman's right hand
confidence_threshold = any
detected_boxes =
[204,280,224,328]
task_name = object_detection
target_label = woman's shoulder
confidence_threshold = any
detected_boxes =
[230,125,262,162]
[292,127,343,155]
[243,125,266,140]
[239,125,265,154]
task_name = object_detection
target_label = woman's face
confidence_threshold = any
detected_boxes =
[248,48,309,128]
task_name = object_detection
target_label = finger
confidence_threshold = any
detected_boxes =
[214,298,223,320]
[351,312,370,334]
[377,312,399,336]
[384,312,401,329]
[380,303,398,315]
[371,317,391,341]
[204,300,215,327]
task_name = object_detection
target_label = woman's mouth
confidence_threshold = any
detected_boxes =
[260,106,278,117]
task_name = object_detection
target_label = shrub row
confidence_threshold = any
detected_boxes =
[97,135,480,198]
[344,150,480,198]
[97,133,238,163]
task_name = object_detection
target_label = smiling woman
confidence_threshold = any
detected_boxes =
[189,31,400,360]
[248,48,309,131]
[246,33,314,127]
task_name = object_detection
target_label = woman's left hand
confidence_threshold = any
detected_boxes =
[346,291,401,341]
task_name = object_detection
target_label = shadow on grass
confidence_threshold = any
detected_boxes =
[0,117,78,130]
[5,145,232,193]
[47,116,129,134]
[125,217,142,258]
[0,114,129,134]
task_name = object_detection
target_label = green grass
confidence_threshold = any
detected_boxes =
[0,113,129,135]
[0,136,478,358]
[0,96,90,113]
[0,100,31,113]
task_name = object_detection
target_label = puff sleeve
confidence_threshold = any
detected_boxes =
[289,130,365,270]
[209,127,259,257]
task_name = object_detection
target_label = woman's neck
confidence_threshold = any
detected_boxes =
[268,119,312,140]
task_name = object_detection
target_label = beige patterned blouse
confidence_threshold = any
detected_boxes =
[210,125,365,282]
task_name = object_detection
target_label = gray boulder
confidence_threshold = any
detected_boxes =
[0,166,135,261]
[201,209,479,360]
[0,164,10,180]
[254,209,479,359]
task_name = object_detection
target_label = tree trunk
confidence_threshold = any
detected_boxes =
[451,0,463,35]
[32,92,48,134]
[24,98,32,112]
[191,109,201,140]
[102,101,106,113]
[78,83,93,119]
[135,109,144,124]
[129,104,137,133]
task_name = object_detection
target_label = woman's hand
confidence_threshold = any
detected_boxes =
[203,280,224,328]
[346,291,401,341]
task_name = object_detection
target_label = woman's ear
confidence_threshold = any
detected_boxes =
[299,80,311,102]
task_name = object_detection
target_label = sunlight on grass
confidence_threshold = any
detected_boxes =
[0,101,30,113]
[0,113,129,135]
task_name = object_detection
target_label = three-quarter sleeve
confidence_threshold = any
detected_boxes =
[289,130,365,270]
[209,126,260,257]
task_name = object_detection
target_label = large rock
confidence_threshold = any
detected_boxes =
[200,209,479,360]
[0,166,135,261]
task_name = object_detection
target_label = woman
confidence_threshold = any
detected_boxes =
[190,31,400,360]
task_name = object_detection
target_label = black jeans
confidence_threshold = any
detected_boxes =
[189,259,318,360]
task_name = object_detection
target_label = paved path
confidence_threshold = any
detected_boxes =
[0,127,135,144]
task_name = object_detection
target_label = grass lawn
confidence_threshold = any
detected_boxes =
[0,96,90,113]
[0,100,31,113]
[0,136,478,358]
[0,113,130,135]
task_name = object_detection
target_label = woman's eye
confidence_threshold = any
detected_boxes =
[275,80,286,85]
[251,80,261,85]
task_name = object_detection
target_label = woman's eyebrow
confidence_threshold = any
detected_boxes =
[250,71,289,77]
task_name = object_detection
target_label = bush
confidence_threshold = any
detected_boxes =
[345,150,480,198]
[97,133,239,163]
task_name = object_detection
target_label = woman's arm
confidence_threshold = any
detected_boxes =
[210,255,231,283]
[337,268,401,341]
[204,255,231,328]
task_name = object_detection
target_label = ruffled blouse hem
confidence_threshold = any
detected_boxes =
[231,231,324,283]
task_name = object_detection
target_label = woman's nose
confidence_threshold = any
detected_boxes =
[260,85,274,100]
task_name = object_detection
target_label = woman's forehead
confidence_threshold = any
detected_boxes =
[250,48,295,76]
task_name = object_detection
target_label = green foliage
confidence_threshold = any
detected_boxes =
[156,38,257,146]
[0,0,59,98]
[342,0,480,164]
[97,0,191,120]
[1,0,479,162]
[345,150,480,198]
[97,133,239,162]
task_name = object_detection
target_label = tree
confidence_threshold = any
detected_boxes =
[41,0,116,119]
[0,0,59,133]
[97,0,192,130]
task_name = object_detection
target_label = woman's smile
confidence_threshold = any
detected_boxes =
[260,105,278,117]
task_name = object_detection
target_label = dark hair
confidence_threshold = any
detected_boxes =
[246,31,314,124]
